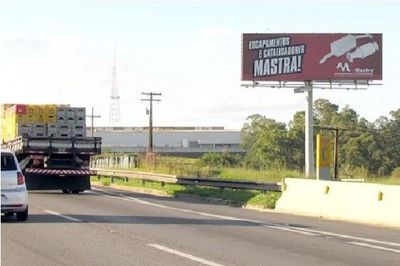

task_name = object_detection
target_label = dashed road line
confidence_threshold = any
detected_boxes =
[44,210,82,222]
[264,225,319,236]
[148,243,224,266]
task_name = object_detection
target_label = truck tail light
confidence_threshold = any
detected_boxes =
[17,172,25,185]
[33,159,40,167]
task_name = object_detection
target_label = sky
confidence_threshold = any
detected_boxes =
[1,1,399,129]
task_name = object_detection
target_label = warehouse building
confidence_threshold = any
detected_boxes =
[87,127,243,155]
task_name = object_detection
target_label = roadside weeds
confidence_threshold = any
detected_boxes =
[91,178,281,210]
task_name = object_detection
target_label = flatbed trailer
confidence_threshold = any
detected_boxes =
[2,135,101,193]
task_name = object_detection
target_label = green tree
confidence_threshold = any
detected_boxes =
[240,101,399,178]
[378,109,400,174]
[287,111,305,171]
[341,132,385,175]
[314,99,339,126]
[337,105,359,127]
[241,114,289,170]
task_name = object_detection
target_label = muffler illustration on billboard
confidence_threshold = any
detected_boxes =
[346,42,379,62]
[319,34,376,64]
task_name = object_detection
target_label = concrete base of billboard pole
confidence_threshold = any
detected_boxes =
[305,81,314,178]
[317,167,331,180]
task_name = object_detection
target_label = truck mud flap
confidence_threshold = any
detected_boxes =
[25,173,91,191]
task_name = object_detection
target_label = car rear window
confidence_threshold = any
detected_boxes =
[1,153,17,171]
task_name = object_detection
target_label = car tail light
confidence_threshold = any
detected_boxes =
[17,172,25,185]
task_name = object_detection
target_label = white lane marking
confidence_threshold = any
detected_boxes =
[347,241,400,254]
[91,187,400,246]
[44,210,82,222]
[91,187,318,236]
[265,225,319,236]
[148,243,224,266]
[286,227,400,248]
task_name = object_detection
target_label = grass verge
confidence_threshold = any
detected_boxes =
[365,177,400,185]
[91,176,281,209]
[218,167,304,183]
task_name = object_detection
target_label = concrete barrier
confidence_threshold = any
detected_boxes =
[275,178,400,228]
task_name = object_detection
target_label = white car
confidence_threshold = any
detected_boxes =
[1,149,29,221]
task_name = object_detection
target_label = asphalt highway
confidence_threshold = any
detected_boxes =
[2,185,400,265]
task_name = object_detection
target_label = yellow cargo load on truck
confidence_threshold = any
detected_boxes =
[1,103,86,143]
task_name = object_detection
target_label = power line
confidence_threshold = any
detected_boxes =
[141,92,162,152]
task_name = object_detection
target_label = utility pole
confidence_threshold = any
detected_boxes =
[87,107,101,137]
[141,92,162,152]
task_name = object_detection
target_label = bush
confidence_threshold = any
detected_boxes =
[246,192,282,209]
[341,166,369,179]
[200,152,242,168]
[101,179,111,186]
[391,167,400,178]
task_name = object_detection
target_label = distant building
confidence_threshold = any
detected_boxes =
[87,127,243,155]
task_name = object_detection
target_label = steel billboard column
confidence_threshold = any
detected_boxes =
[305,81,314,177]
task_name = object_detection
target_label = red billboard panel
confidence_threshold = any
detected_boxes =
[242,33,382,81]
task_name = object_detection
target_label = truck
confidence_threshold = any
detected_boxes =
[1,104,101,193]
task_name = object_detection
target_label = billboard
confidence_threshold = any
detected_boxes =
[242,33,382,81]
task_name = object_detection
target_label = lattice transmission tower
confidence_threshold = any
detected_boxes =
[109,41,121,126]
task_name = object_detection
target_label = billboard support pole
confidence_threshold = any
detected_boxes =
[305,81,314,177]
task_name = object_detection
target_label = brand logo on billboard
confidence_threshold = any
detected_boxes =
[336,62,351,72]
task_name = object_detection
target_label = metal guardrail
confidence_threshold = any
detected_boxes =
[94,169,178,184]
[92,168,282,192]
